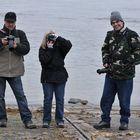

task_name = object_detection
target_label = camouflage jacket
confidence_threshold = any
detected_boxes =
[102,27,140,80]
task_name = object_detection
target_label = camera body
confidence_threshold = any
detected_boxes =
[7,35,15,49]
[48,34,57,42]
[97,68,110,74]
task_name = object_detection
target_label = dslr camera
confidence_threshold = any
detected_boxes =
[7,35,15,49]
[97,67,110,74]
[48,34,57,42]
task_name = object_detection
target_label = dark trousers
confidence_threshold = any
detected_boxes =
[0,77,32,123]
[42,82,66,123]
[100,75,133,124]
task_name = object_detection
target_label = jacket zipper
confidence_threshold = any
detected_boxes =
[8,51,12,77]
[8,30,12,77]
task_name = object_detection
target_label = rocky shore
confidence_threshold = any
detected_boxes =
[0,103,140,140]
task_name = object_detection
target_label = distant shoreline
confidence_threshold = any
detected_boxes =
[6,103,140,111]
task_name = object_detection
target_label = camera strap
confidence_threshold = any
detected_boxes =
[0,29,8,36]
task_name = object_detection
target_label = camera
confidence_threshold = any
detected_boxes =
[48,34,57,42]
[97,68,110,74]
[7,35,15,49]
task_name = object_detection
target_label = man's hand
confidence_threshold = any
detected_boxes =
[13,41,17,48]
[103,63,109,68]
[47,41,54,48]
[1,38,8,46]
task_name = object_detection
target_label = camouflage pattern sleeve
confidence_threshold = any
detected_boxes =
[102,31,111,65]
[128,32,140,65]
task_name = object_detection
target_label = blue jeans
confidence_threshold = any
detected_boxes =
[100,75,133,124]
[42,82,66,123]
[0,77,32,123]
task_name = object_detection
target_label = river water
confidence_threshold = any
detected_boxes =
[0,0,140,105]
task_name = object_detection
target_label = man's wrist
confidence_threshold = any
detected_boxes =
[13,42,17,48]
[103,63,109,68]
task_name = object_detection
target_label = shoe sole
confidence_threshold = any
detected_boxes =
[119,127,128,131]
[57,125,64,128]
[42,125,50,128]
[93,125,110,130]
[0,125,7,127]
[25,126,37,129]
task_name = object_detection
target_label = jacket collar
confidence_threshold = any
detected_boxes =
[113,26,128,35]
[1,25,16,35]
[120,25,127,33]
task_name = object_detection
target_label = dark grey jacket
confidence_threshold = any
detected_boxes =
[0,25,30,77]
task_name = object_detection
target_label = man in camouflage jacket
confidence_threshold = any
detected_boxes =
[94,11,140,130]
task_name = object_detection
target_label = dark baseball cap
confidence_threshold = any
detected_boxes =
[4,12,16,22]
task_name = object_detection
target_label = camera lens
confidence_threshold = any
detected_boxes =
[48,34,56,42]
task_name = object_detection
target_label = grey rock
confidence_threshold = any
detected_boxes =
[80,100,88,105]
[68,98,81,104]
[96,136,110,140]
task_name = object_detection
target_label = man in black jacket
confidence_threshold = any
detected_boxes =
[0,12,36,129]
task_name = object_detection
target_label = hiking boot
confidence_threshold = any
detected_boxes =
[24,120,36,129]
[42,122,50,128]
[0,119,7,127]
[93,121,110,130]
[57,122,64,128]
[119,123,128,131]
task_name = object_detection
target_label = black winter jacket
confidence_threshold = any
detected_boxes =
[39,36,72,83]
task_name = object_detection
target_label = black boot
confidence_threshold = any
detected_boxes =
[93,121,110,130]
[57,122,65,128]
[24,120,36,129]
[119,123,128,130]
[42,122,50,128]
[0,119,7,127]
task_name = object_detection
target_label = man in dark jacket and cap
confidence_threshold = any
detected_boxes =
[0,12,36,129]
[94,11,140,130]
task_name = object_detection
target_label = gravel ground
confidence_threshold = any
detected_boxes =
[0,104,140,140]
